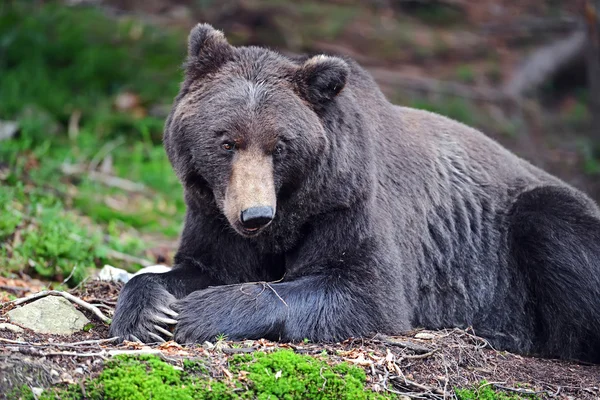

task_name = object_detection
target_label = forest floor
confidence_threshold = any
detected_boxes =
[1,279,599,399]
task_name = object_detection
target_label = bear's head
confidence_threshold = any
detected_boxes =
[164,24,351,238]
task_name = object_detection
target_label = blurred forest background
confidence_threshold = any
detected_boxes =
[1,0,599,292]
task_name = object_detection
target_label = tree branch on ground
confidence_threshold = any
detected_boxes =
[5,290,112,324]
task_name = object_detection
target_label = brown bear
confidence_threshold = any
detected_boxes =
[110,23,600,363]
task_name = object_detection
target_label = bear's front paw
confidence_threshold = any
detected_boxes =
[109,274,179,343]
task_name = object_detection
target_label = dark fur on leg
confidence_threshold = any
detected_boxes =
[173,274,387,344]
[509,186,600,363]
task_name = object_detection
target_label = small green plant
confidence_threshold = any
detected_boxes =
[215,333,229,342]
[455,381,537,400]
[563,100,591,128]
[456,65,476,84]
[580,140,600,176]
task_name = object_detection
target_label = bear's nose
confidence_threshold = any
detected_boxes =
[240,206,274,230]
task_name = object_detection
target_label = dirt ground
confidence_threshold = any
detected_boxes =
[1,280,599,399]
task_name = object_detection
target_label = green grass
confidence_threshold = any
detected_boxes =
[296,2,358,41]
[0,2,190,282]
[10,350,393,399]
[563,100,591,129]
[0,184,145,285]
[455,65,476,84]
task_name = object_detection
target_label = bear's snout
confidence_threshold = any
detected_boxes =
[223,149,277,237]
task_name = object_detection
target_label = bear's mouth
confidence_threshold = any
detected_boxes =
[235,222,271,238]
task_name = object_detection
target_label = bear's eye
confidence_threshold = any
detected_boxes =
[273,144,285,157]
[221,141,236,152]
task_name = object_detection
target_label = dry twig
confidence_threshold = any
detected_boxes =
[493,383,551,396]
[373,333,435,354]
[391,375,446,396]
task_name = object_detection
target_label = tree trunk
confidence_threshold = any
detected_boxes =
[586,0,600,141]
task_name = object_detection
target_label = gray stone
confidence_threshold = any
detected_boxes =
[414,332,436,340]
[0,323,24,333]
[7,296,90,335]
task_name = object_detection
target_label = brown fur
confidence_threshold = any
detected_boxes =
[110,23,600,364]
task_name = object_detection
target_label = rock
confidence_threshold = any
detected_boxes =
[97,265,131,283]
[7,296,90,335]
[203,341,215,350]
[0,322,24,333]
[414,332,436,340]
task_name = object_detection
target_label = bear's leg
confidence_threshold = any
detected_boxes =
[172,271,394,344]
[109,265,218,343]
[508,186,600,362]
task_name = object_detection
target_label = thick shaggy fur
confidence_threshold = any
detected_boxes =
[110,24,600,363]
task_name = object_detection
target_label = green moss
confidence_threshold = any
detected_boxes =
[230,350,384,399]
[455,381,538,400]
[13,351,393,400]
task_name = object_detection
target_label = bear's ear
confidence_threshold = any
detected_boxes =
[294,55,349,107]
[185,23,233,79]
